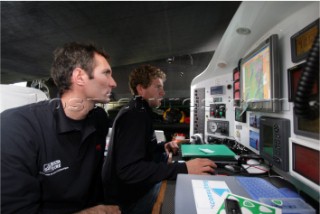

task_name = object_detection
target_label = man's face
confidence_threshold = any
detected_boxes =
[140,78,165,108]
[85,53,117,104]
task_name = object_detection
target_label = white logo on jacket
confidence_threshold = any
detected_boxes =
[40,160,69,176]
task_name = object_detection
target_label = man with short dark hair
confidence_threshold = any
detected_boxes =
[102,64,217,214]
[1,42,120,214]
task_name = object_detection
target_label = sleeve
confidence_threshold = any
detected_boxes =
[90,107,110,204]
[1,111,41,213]
[94,106,112,133]
[156,141,166,153]
[113,111,187,186]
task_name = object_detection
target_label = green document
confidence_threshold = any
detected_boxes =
[181,144,236,160]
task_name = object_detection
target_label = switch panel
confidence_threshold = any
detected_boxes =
[210,104,226,118]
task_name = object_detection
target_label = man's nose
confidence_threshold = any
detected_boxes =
[160,89,165,96]
[110,76,117,88]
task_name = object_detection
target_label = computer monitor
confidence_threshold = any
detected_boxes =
[240,34,281,112]
[259,116,290,171]
[289,137,319,192]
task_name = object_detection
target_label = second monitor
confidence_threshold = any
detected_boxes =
[259,116,290,171]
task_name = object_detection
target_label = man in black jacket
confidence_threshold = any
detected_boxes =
[1,42,120,214]
[102,64,217,214]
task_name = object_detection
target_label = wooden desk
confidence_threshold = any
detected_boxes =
[151,180,168,214]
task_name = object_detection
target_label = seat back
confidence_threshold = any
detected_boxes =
[0,84,48,113]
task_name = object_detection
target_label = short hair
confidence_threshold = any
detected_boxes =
[129,64,166,95]
[50,42,110,95]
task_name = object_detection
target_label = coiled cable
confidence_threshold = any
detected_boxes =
[294,34,319,119]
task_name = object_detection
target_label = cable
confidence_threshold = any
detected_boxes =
[294,34,319,119]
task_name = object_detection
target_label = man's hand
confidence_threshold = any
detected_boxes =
[164,141,180,155]
[75,205,121,214]
[186,158,217,175]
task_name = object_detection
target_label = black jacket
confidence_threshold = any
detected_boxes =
[1,99,110,214]
[102,96,187,205]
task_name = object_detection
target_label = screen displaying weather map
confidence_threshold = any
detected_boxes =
[242,45,271,101]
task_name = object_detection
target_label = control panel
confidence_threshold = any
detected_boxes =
[193,88,205,137]
[210,104,226,118]
[207,120,229,136]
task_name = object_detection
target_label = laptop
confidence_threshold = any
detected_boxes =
[175,174,306,214]
[180,144,237,165]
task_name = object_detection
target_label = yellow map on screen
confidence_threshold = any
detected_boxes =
[243,46,271,101]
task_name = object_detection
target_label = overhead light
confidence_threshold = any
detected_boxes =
[167,57,175,64]
[236,27,251,35]
[217,61,227,68]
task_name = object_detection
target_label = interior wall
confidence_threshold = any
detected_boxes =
[110,51,214,100]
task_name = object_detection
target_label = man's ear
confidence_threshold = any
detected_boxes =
[72,68,86,86]
[136,84,145,96]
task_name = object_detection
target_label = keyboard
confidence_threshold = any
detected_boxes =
[236,176,300,201]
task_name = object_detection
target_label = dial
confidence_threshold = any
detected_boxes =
[208,121,218,133]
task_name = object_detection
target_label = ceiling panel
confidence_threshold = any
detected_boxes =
[1,1,241,83]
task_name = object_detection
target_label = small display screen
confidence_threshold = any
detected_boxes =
[293,143,320,185]
[261,124,273,157]
[210,86,224,95]
[297,117,320,135]
[249,113,260,128]
[291,19,319,62]
[235,108,246,123]
[249,130,259,150]
[288,63,319,102]
[295,25,318,57]
[213,97,222,103]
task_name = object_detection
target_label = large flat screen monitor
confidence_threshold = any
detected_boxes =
[240,34,281,112]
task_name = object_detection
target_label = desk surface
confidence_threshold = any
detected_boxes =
[160,165,252,214]
[160,144,319,214]
[161,153,316,214]
[175,174,251,214]
[161,174,313,214]
[161,180,175,214]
